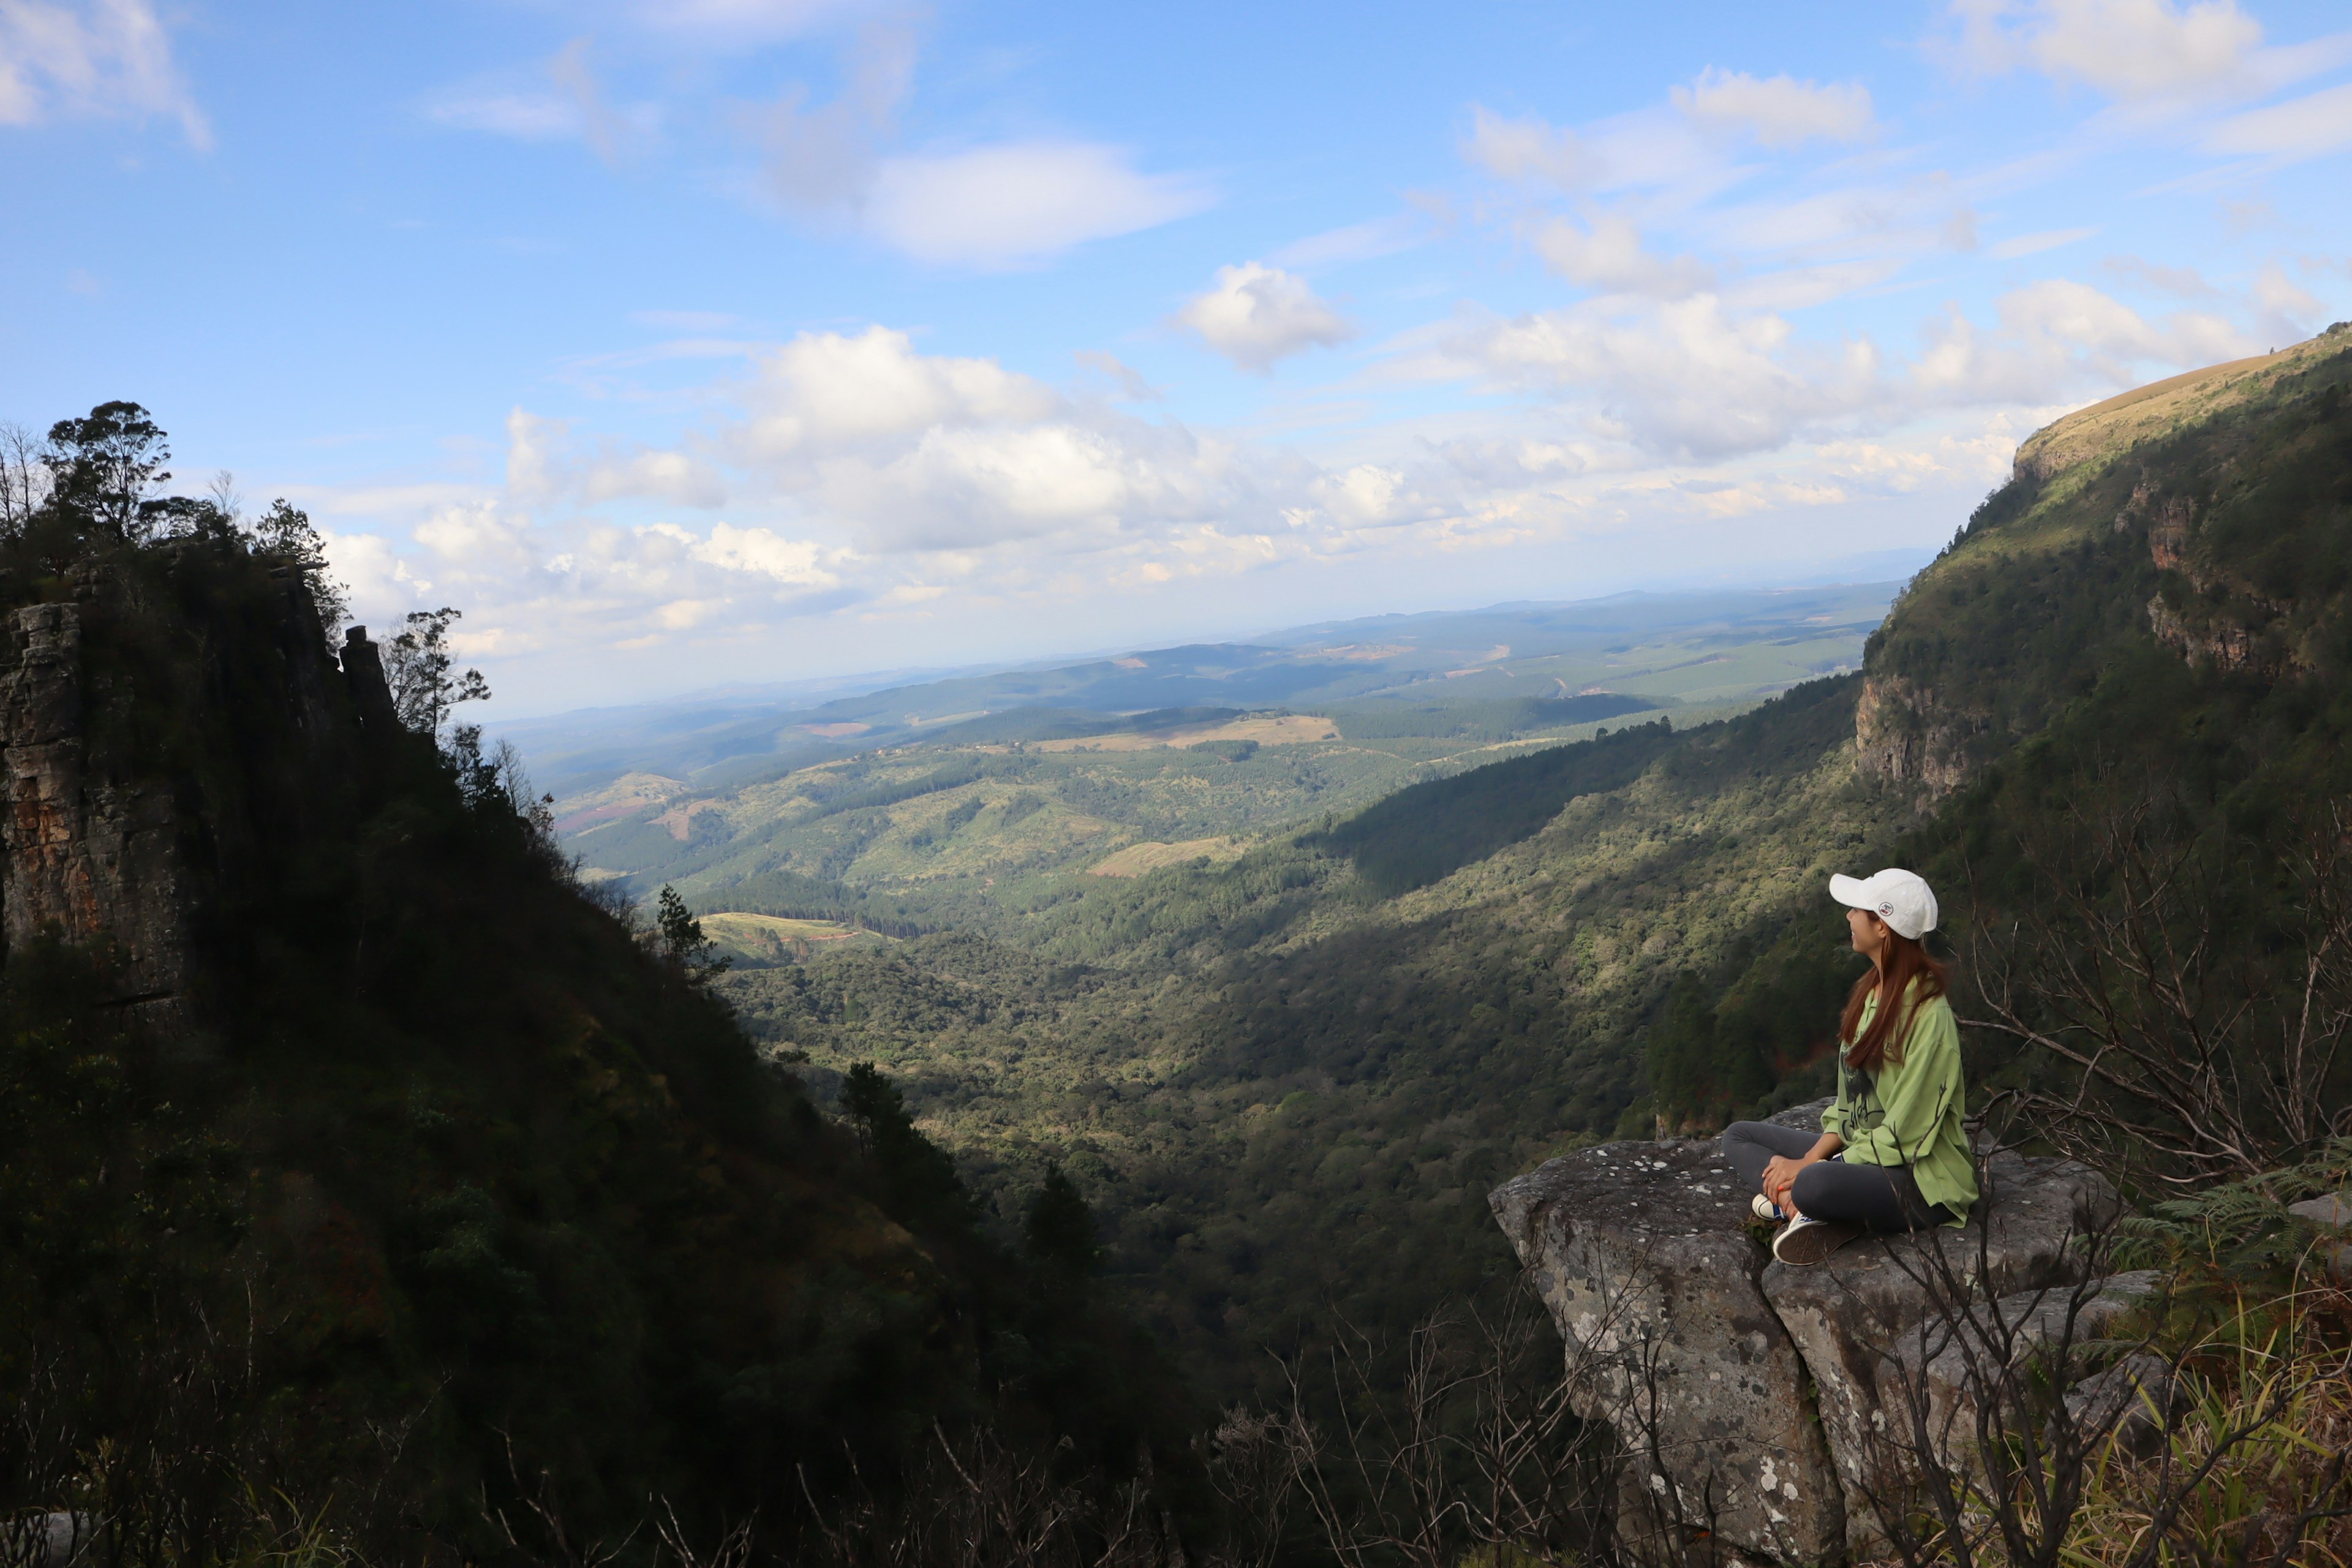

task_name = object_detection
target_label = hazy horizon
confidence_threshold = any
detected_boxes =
[472,543,1931,725]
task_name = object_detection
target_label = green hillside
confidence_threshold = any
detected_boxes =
[711,325,2352,1411]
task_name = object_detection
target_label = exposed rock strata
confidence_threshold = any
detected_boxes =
[1491,1117,2126,1565]
[0,601,191,1013]
[1853,674,1983,797]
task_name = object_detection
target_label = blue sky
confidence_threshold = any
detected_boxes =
[5,0,2351,715]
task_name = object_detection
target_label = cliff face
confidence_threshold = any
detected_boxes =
[1853,325,2352,798]
[0,601,190,1014]
[1851,671,1981,796]
[0,562,399,1030]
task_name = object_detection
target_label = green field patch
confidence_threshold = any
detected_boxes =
[700,911,889,963]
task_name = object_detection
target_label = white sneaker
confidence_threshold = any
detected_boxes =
[1751,1194,1784,1222]
[1772,1214,1861,1265]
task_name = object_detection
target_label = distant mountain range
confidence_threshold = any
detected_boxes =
[496,581,1904,798]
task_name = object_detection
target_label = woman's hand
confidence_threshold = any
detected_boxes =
[1762,1133,1844,1213]
[1762,1155,1809,1210]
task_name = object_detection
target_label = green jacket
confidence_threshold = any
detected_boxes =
[1820,984,1978,1224]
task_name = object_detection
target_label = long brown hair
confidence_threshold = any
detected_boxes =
[1839,925,1950,1073]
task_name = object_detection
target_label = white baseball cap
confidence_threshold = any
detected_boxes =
[1830,868,1939,940]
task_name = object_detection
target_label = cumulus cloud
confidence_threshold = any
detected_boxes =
[733,21,1210,268]
[0,0,207,146]
[732,326,1061,458]
[1444,274,2262,462]
[507,409,727,508]
[647,521,839,587]
[1534,214,1714,299]
[1947,0,2269,102]
[1175,262,1355,371]
[1672,67,1875,147]
[862,141,1213,268]
[1460,293,1875,459]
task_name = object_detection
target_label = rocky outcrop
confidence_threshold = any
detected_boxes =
[0,602,192,1017]
[0,575,388,1027]
[1760,1152,2119,1556]
[339,625,401,730]
[1885,1270,2165,1479]
[1490,1113,1843,1564]
[2109,475,2310,679]
[1853,674,1983,797]
[1490,1112,2132,1565]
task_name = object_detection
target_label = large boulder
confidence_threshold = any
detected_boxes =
[1491,1108,2130,1566]
[1758,1150,2119,1556]
[1488,1104,1843,1566]
[1882,1269,2166,1478]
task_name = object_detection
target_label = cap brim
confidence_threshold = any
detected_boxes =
[1828,873,1874,910]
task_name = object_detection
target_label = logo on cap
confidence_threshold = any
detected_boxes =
[1879,902,1895,916]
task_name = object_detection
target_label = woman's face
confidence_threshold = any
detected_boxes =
[1847,906,1891,962]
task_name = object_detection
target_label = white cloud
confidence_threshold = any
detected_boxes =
[1534,213,1714,299]
[507,409,727,508]
[1175,262,1355,371]
[1947,0,2267,102]
[1462,105,1588,188]
[862,141,1213,268]
[2204,81,2352,160]
[733,326,1061,458]
[0,0,206,146]
[1671,67,1875,147]
[1460,293,1874,459]
[648,521,839,587]
[320,530,432,627]
[417,499,541,572]
[1444,275,2265,462]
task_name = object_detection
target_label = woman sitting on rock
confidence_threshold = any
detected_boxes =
[1719,868,1979,1265]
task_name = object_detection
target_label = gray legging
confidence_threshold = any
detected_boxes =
[1721,1121,1954,1232]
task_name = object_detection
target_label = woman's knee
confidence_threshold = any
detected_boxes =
[1790,1163,1852,1220]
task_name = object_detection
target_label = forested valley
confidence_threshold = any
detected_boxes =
[3,328,2352,1565]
